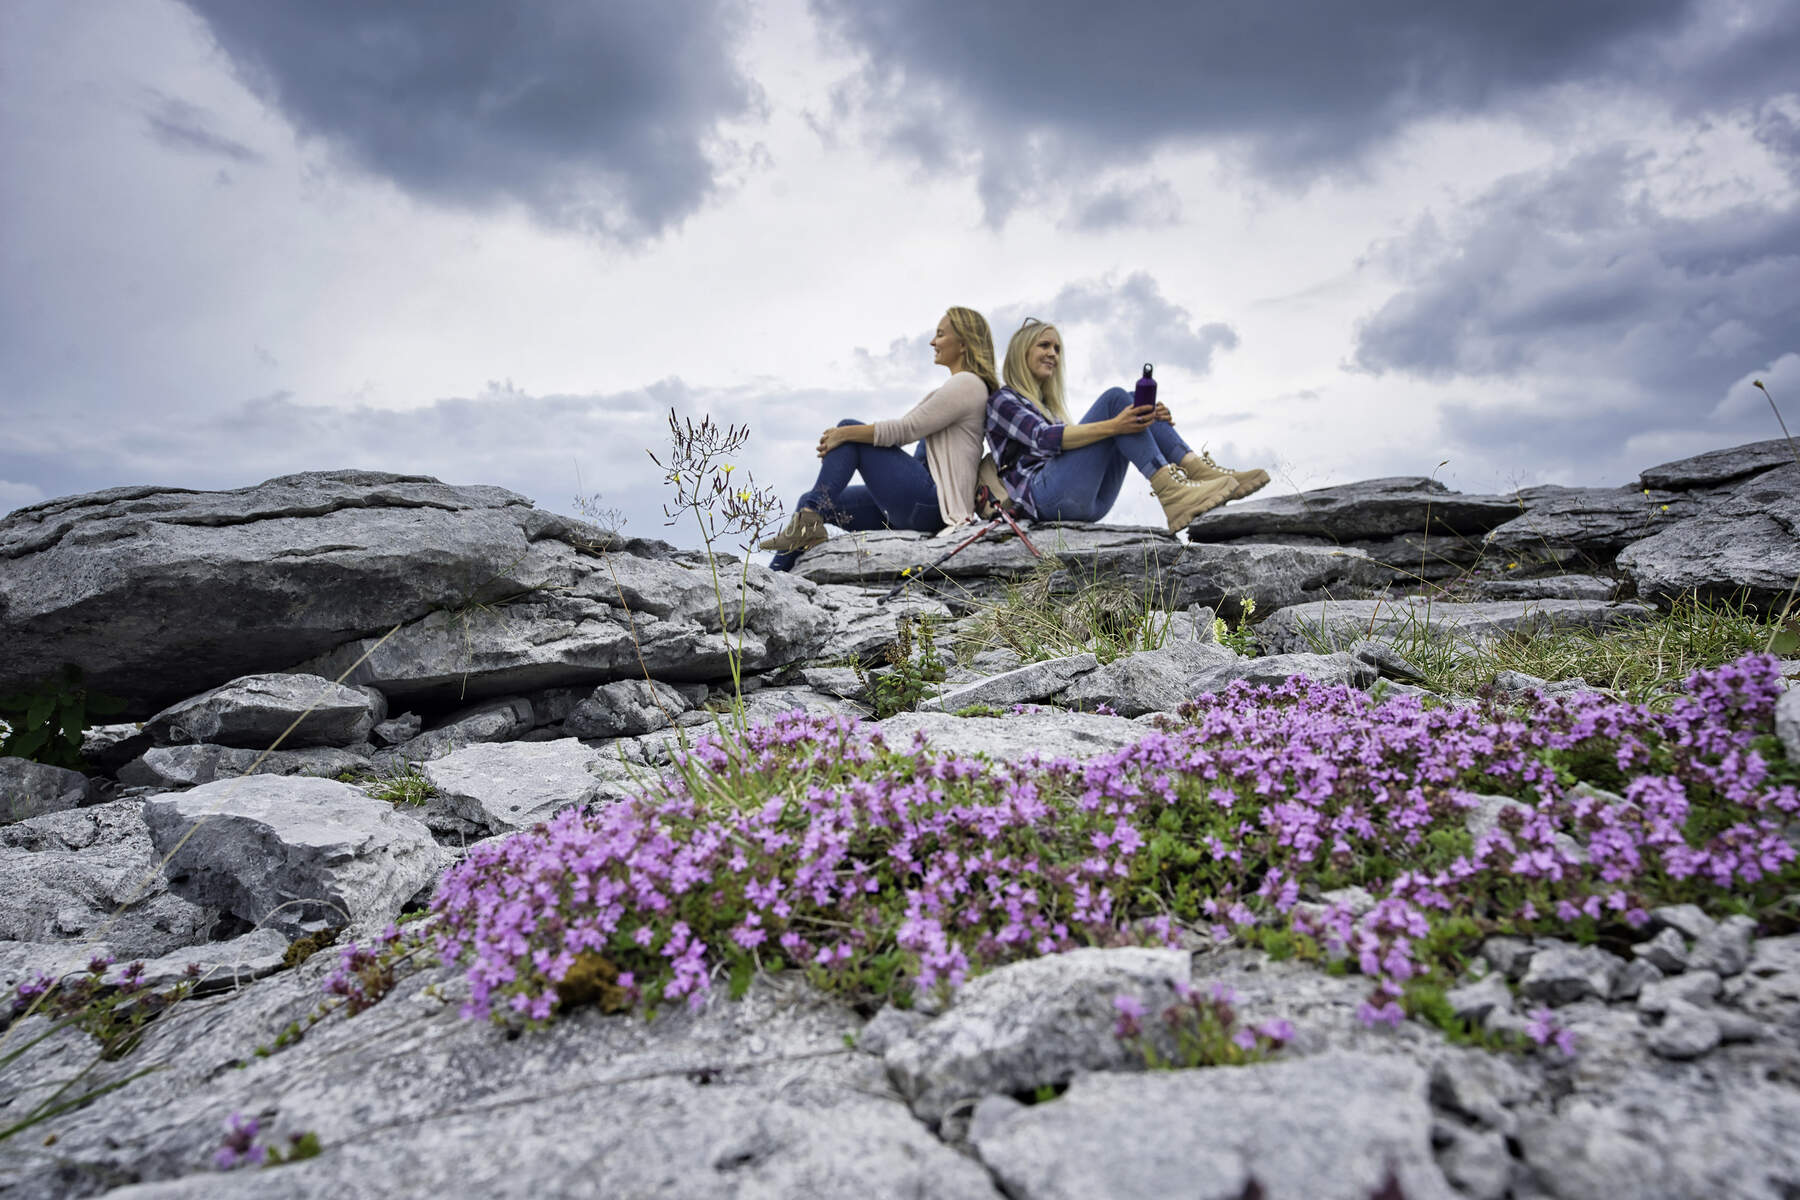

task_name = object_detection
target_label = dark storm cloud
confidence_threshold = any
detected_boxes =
[1061,180,1182,232]
[1349,143,1800,481]
[810,0,1797,224]
[142,93,263,164]
[179,0,761,239]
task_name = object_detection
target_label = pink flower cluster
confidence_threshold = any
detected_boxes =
[420,656,1797,1029]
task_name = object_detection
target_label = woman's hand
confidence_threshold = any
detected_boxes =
[817,426,850,457]
[1152,402,1173,425]
[1105,405,1158,437]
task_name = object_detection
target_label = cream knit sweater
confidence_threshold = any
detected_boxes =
[869,371,990,525]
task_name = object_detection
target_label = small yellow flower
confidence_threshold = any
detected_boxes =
[1506,562,1518,570]
[1660,504,1669,512]
[737,489,752,503]
[901,566,914,576]
[722,464,735,474]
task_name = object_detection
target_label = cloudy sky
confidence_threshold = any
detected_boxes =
[3,0,1797,545]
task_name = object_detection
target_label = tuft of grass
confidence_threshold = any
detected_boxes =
[1379,591,1784,705]
[363,764,434,807]
[956,554,1171,666]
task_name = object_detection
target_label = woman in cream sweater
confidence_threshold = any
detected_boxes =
[761,306,997,570]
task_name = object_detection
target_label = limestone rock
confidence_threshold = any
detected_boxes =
[920,654,1098,713]
[116,745,370,791]
[1166,542,1391,621]
[1056,641,1241,716]
[1446,974,1514,1025]
[1639,437,1800,490]
[1480,937,1536,981]
[971,1052,1454,1200]
[370,712,422,746]
[0,797,215,960]
[379,697,535,764]
[883,947,1192,1127]
[0,471,554,715]
[1481,486,1702,566]
[1187,650,1377,694]
[142,776,442,936]
[1468,572,1619,601]
[421,739,607,834]
[562,678,695,739]
[878,709,1149,764]
[1518,942,1622,1006]
[1687,913,1756,977]
[1517,1068,1800,1200]
[1776,686,1800,765]
[1647,1001,1722,1060]
[1735,934,1800,1025]
[1187,475,1521,542]
[1254,597,1654,656]
[1616,463,1800,611]
[143,673,383,749]
[1637,969,1722,1014]
[1649,903,1715,942]
[0,756,99,824]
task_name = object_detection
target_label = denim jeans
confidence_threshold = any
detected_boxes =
[769,418,942,570]
[1024,389,1194,522]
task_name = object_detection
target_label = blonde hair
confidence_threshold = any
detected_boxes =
[943,306,999,395]
[1002,319,1070,422]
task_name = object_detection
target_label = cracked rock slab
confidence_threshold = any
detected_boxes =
[1253,597,1654,656]
[884,947,1191,1128]
[971,1051,1455,1200]
[143,673,384,750]
[142,775,441,936]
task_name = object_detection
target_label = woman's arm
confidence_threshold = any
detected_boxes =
[1060,404,1156,450]
[818,424,875,456]
[870,373,987,447]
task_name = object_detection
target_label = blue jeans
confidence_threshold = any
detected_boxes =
[769,418,942,570]
[1025,389,1194,522]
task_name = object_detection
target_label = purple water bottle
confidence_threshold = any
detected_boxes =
[1133,363,1157,408]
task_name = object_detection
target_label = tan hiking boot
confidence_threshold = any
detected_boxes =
[1150,464,1236,532]
[1181,449,1270,500]
[758,508,828,554]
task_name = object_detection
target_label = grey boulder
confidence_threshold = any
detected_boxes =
[878,709,1150,764]
[563,678,697,738]
[920,653,1099,713]
[142,776,441,936]
[422,738,609,834]
[883,947,1191,1127]
[1616,463,1800,611]
[116,745,371,791]
[1187,475,1520,542]
[0,756,99,824]
[1057,641,1241,716]
[1481,485,1702,566]
[143,673,383,749]
[1253,597,1654,656]
[1187,650,1377,695]
[971,1052,1454,1200]
[1639,437,1800,490]
[1775,686,1799,764]
[0,797,216,960]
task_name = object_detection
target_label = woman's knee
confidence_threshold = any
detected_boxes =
[1099,387,1131,414]
[836,417,864,428]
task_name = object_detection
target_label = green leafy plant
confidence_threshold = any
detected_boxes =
[1212,595,1259,655]
[0,665,125,770]
[866,613,946,719]
[1113,982,1292,1070]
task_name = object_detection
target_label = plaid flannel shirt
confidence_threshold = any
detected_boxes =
[984,386,1065,517]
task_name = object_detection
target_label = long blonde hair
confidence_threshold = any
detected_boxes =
[1002,318,1070,422]
[944,306,999,395]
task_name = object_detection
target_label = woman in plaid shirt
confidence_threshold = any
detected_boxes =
[984,318,1268,532]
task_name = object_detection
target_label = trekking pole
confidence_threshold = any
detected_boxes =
[877,516,1002,604]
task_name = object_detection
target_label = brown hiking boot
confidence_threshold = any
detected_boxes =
[1181,449,1270,500]
[1150,464,1236,532]
[758,508,828,554]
